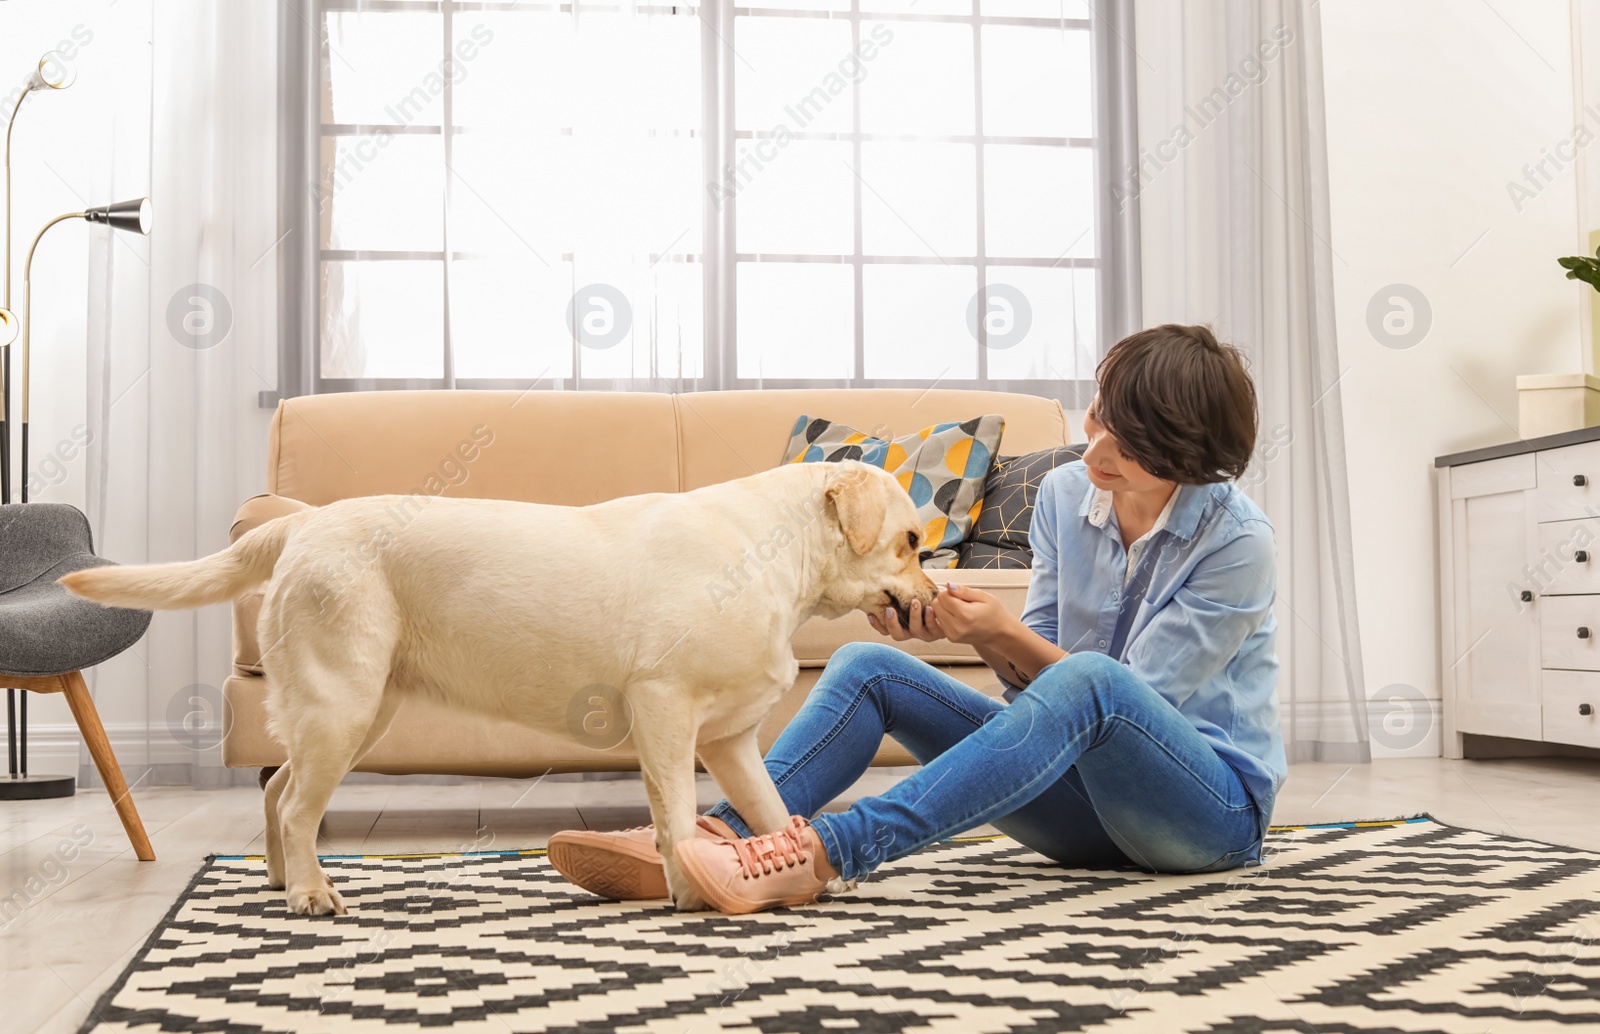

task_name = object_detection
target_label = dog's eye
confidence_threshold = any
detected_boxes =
[906,531,919,550]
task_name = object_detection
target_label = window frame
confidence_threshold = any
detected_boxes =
[275,0,1132,411]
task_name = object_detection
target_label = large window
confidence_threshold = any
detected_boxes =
[293,0,1111,400]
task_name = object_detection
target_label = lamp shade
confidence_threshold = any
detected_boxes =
[0,308,17,347]
[84,198,152,235]
[26,52,75,92]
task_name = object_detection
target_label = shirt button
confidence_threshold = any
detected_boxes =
[1098,639,1108,648]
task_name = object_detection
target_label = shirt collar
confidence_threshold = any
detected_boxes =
[1078,478,1208,541]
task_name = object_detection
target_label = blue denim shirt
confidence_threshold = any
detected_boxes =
[1004,461,1287,837]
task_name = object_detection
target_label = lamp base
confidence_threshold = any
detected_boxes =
[0,774,76,799]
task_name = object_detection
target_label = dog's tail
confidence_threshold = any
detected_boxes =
[59,510,313,611]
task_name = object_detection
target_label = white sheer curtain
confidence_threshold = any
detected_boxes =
[80,0,278,788]
[1132,0,1370,762]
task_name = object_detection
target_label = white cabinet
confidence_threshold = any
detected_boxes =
[1439,441,1600,756]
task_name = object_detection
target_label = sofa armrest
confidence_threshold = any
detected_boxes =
[231,492,316,543]
[231,494,317,674]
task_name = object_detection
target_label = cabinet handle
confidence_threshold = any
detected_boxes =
[1582,703,1595,716]
[1521,590,1535,602]
[1580,627,1592,639]
[1579,551,1592,563]
[1577,474,1590,487]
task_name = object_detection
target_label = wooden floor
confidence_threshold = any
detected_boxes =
[4,756,1598,1033]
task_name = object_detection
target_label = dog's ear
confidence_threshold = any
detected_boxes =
[825,465,888,556]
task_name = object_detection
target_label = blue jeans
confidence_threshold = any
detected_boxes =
[705,642,1265,882]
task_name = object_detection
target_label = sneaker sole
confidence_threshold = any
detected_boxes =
[547,840,669,901]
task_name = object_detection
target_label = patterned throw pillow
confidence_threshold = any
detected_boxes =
[783,414,1006,569]
[957,445,1086,569]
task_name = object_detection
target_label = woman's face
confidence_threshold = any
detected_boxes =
[1081,398,1169,494]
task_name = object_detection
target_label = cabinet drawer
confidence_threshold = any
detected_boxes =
[1534,520,1600,593]
[1536,440,1600,521]
[1537,596,1600,669]
[1540,669,1600,748]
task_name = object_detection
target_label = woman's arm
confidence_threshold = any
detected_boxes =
[937,583,1067,690]
[972,613,1068,691]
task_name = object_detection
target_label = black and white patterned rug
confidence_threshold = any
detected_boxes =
[79,817,1600,1033]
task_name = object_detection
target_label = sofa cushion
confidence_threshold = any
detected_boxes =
[221,662,1013,775]
[782,414,1006,569]
[958,446,1085,569]
[268,390,681,507]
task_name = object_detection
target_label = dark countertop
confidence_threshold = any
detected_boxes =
[1435,423,1600,467]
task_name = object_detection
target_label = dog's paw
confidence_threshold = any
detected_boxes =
[663,859,702,911]
[286,883,347,916]
[665,868,710,912]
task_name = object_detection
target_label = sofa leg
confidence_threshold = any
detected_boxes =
[258,765,280,791]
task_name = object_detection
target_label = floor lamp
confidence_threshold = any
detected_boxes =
[2,52,75,797]
[0,198,153,804]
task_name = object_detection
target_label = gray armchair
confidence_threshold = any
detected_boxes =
[0,502,155,859]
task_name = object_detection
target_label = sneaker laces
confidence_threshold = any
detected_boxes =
[730,816,811,879]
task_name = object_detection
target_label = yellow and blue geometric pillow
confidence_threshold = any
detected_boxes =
[782,414,1006,568]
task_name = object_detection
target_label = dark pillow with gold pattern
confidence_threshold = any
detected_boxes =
[957,445,1086,569]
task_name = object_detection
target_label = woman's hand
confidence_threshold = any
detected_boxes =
[928,582,1010,646]
[867,596,947,642]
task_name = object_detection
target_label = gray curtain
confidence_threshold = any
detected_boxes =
[1131,0,1370,762]
[1093,0,1144,350]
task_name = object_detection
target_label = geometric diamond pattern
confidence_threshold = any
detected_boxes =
[959,446,1084,570]
[77,817,1600,1032]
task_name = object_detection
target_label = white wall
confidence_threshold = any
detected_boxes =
[1321,1,1589,755]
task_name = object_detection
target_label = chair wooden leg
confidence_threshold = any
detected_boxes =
[59,671,155,861]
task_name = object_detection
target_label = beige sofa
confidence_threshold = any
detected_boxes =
[221,388,1072,776]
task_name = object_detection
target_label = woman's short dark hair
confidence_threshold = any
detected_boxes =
[1091,324,1258,485]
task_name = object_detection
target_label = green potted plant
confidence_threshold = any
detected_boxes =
[1559,245,1600,291]
[1520,241,1600,438]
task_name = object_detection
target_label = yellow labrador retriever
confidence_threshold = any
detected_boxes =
[61,460,938,915]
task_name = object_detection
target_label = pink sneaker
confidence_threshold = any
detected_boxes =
[548,814,737,900]
[673,815,854,915]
